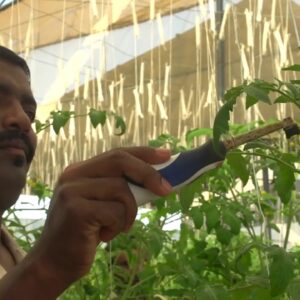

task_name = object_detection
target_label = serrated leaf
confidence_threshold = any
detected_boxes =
[216,227,233,245]
[244,85,271,104]
[222,209,241,235]
[114,115,126,135]
[226,150,249,186]
[269,248,294,296]
[52,111,72,134]
[189,207,204,229]
[282,64,300,72]
[89,109,106,128]
[203,204,220,233]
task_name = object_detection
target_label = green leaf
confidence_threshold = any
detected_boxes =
[114,115,126,135]
[186,128,212,147]
[246,95,258,109]
[189,207,204,229]
[274,95,290,103]
[274,157,295,204]
[83,283,97,295]
[147,230,163,257]
[179,223,189,250]
[154,197,166,211]
[285,82,300,99]
[287,279,300,300]
[269,247,294,296]
[229,285,272,300]
[35,119,43,133]
[51,111,72,134]
[149,134,180,149]
[269,223,280,233]
[213,97,237,151]
[290,80,300,85]
[216,227,233,245]
[236,251,251,274]
[179,185,195,213]
[244,85,271,104]
[222,209,241,235]
[149,139,166,148]
[203,204,220,233]
[282,64,300,72]
[226,150,249,186]
[196,284,229,300]
[89,109,106,128]
[243,140,274,151]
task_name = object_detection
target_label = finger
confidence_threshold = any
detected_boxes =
[57,178,137,230]
[84,200,127,242]
[62,147,170,176]
[60,148,172,197]
[118,147,171,164]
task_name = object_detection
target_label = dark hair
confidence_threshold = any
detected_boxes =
[0,46,30,79]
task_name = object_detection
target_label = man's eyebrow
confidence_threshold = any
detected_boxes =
[0,80,37,108]
[21,93,37,108]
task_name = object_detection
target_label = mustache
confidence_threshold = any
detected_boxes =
[0,130,35,163]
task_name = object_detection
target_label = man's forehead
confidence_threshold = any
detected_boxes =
[0,60,32,90]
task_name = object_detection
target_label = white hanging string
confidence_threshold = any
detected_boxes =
[163,64,171,97]
[271,0,277,29]
[139,62,145,95]
[262,18,270,55]
[245,8,254,48]
[219,4,231,40]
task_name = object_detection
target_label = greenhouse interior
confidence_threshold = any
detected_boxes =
[1,0,300,299]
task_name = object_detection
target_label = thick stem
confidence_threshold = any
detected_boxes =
[283,202,294,250]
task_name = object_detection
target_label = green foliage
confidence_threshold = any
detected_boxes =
[268,246,294,297]
[35,108,126,136]
[212,67,300,148]
[5,64,300,299]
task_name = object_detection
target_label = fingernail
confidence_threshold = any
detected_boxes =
[155,148,171,157]
[161,177,172,194]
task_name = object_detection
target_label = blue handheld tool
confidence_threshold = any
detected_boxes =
[129,117,298,206]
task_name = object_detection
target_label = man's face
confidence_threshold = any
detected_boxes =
[0,60,37,212]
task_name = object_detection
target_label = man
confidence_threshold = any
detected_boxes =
[0,46,172,299]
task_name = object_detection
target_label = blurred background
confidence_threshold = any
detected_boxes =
[1,0,300,186]
[1,0,300,230]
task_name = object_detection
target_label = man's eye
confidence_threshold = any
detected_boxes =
[25,110,36,122]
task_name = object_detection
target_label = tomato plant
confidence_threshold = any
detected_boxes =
[4,65,300,299]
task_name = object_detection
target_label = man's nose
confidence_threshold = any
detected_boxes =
[2,102,31,133]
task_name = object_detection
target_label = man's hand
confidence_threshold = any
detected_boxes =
[27,147,171,296]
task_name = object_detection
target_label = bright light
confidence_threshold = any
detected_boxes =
[0,0,14,8]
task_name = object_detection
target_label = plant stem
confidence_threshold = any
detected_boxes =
[283,201,294,250]
[242,151,300,174]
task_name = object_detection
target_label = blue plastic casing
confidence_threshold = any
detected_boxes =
[129,140,227,206]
